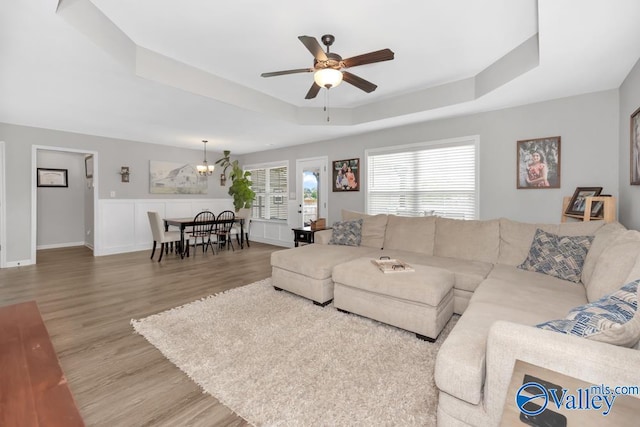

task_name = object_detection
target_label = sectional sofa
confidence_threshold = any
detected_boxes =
[270,210,640,426]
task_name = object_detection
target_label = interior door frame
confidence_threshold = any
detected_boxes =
[31,145,99,264]
[295,156,328,229]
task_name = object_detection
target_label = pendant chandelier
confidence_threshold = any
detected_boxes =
[196,139,215,176]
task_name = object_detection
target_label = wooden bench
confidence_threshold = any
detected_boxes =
[0,301,84,426]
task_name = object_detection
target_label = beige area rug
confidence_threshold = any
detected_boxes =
[131,278,458,426]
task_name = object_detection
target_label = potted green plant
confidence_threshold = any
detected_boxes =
[215,150,256,212]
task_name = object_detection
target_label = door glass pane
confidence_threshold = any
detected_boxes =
[303,170,319,226]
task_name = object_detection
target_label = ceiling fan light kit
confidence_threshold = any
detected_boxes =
[313,68,343,89]
[261,34,394,99]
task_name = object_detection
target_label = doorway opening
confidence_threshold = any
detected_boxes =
[31,146,98,264]
[296,157,328,229]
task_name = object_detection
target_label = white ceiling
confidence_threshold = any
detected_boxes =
[1,0,640,154]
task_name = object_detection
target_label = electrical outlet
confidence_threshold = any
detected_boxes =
[110,191,116,198]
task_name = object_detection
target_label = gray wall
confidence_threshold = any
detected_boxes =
[0,88,628,263]
[618,57,640,229]
[0,123,231,262]
[36,150,86,247]
[242,90,620,226]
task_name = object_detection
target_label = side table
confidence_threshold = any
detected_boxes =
[292,226,327,247]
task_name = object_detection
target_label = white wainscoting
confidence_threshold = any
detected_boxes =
[248,220,294,248]
[96,198,292,256]
[96,198,234,256]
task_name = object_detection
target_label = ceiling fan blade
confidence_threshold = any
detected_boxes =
[342,71,377,93]
[298,36,328,61]
[342,48,395,68]
[304,82,321,99]
[261,68,314,78]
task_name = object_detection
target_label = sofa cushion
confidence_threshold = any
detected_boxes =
[341,210,388,249]
[479,267,589,315]
[581,222,627,286]
[270,244,379,280]
[586,230,640,302]
[313,228,333,245]
[537,280,640,347]
[556,220,606,236]
[434,218,499,263]
[497,219,604,267]
[625,253,640,283]
[329,219,363,246]
[518,229,593,283]
[377,250,493,293]
[497,219,558,266]
[382,215,436,255]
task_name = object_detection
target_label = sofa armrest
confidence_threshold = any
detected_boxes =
[314,229,333,245]
[482,321,640,425]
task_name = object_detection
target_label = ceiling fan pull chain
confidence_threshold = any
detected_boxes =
[325,89,330,122]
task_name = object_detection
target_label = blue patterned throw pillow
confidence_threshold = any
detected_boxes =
[329,219,363,247]
[518,229,594,282]
[537,280,640,347]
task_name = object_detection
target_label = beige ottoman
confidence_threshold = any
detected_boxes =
[332,257,454,341]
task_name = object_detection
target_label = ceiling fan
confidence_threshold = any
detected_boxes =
[261,34,395,99]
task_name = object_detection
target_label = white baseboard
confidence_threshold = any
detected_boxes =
[36,241,85,250]
[250,237,291,248]
[5,259,34,268]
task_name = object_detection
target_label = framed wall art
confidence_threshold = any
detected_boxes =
[565,187,602,216]
[333,158,359,192]
[149,160,207,194]
[516,136,561,189]
[631,106,640,185]
[37,168,69,188]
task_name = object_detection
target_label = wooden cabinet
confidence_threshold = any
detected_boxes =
[561,196,616,223]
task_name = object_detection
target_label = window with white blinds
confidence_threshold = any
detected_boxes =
[246,162,288,221]
[366,136,479,219]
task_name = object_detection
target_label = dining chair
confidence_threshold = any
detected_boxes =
[147,211,182,262]
[230,208,251,248]
[185,210,216,257]
[214,210,236,251]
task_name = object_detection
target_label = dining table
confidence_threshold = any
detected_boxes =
[164,216,246,258]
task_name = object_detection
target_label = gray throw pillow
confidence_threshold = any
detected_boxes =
[329,219,363,247]
[537,279,640,347]
[518,228,593,283]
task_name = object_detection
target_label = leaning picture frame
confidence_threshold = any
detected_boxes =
[630,106,640,185]
[516,136,561,189]
[37,168,69,187]
[590,200,604,218]
[332,158,360,192]
[588,194,612,218]
[565,187,603,216]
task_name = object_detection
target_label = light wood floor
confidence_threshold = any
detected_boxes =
[0,242,281,426]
